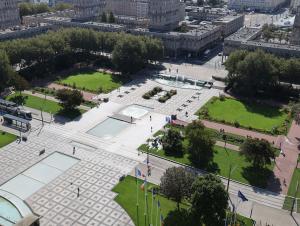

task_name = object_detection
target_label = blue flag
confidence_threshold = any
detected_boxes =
[135,168,141,177]
[238,191,248,202]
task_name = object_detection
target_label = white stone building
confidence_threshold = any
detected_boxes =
[73,0,106,21]
[228,0,286,12]
[148,0,185,31]
[291,0,300,12]
[0,0,20,29]
[291,6,300,46]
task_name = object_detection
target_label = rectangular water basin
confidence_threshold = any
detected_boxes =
[87,118,130,139]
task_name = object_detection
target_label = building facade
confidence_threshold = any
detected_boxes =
[291,0,300,12]
[291,6,300,46]
[228,0,286,12]
[224,27,300,58]
[212,14,245,37]
[73,0,106,21]
[0,0,20,29]
[148,0,185,31]
[106,0,149,18]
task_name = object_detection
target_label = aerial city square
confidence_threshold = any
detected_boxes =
[0,0,300,225]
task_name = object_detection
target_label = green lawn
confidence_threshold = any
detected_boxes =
[0,131,17,148]
[113,176,253,226]
[283,169,300,212]
[139,145,274,188]
[57,71,129,93]
[198,97,289,134]
[7,94,85,119]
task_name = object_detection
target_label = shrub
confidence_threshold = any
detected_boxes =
[234,121,240,128]
[219,94,226,101]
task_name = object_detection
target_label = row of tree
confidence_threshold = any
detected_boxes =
[225,49,300,99]
[19,2,72,19]
[0,28,163,90]
[160,168,228,226]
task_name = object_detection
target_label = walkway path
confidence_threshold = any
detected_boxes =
[47,83,97,102]
[268,121,300,194]
[202,120,278,145]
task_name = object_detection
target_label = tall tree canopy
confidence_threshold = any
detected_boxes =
[160,167,195,209]
[191,174,228,226]
[240,138,275,168]
[185,120,215,167]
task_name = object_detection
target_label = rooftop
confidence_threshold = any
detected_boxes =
[225,27,261,42]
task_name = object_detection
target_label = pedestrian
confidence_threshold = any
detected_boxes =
[130,116,133,123]
[151,126,153,132]
[73,147,75,155]
[150,115,152,121]
[77,187,80,198]
[185,111,188,117]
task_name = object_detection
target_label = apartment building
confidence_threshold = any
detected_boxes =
[0,0,20,29]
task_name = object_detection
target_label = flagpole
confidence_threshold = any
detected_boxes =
[144,177,147,226]
[150,188,154,226]
[155,199,159,226]
[146,181,150,226]
[136,174,140,226]
[233,198,239,225]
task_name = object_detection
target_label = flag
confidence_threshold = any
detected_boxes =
[135,168,142,177]
[238,191,248,202]
[140,178,147,191]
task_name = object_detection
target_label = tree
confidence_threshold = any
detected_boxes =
[112,36,146,74]
[160,167,195,209]
[225,50,280,97]
[161,129,183,155]
[185,121,215,167]
[0,50,14,92]
[240,138,275,168]
[56,89,83,110]
[101,12,107,22]
[54,3,72,11]
[190,174,228,226]
[9,74,30,94]
[207,0,221,6]
[290,101,300,124]
[108,12,115,23]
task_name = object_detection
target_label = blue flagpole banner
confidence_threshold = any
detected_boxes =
[238,191,248,202]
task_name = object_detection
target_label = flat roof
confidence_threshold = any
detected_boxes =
[225,27,261,42]
[3,114,30,124]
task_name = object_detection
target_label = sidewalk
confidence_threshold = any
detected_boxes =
[202,119,278,145]
[268,121,300,194]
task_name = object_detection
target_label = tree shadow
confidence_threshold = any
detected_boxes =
[53,108,83,124]
[241,166,276,190]
[242,99,283,118]
[163,209,196,226]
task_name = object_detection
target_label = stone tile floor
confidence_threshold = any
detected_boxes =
[0,127,137,226]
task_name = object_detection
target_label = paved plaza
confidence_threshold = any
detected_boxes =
[0,127,137,226]
[96,75,220,122]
